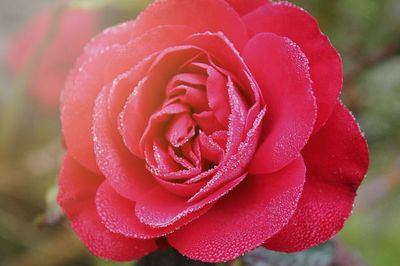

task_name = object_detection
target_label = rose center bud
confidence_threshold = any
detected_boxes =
[131,46,265,201]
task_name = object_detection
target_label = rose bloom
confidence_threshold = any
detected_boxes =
[58,0,369,262]
[7,8,99,108]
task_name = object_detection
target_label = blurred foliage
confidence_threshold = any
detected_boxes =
[69,0,152,13]
[244,242,334,266]
[0,0,399,265]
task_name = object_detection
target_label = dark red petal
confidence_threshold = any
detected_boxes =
[93,86,157,201]
[57,154,157,261]
[302,103,369,189]
[224,0,270,16]
[264,103,369,252]
[168,158,306,263]
[96,181,210,239]
[244,2,342,132]
[61,25,193,172]
[243,32,316,174]
[133,0,248,50]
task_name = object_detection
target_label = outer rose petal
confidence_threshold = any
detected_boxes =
[264,102,369,252]
[244,2,342,132]
[96,181,212,239]
[82,21,136,58]
[168,158,306,263]
[243,32,316,174]
[133,0,248,50]
[224,0,270,16]
[61,25,193,173]
[57,154,157,261]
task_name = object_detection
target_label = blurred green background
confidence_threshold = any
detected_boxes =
[0,0,399,265]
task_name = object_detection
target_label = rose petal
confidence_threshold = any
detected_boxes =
[148,138,181,174]
[133,0,248,50]
[206,67,230,127]
[135,173,247,228]
[302,102,369,188]
[244,2,342,132]
[96,181,211,239]
[93,86,157,202]
[188,107,265,203]
[119,46,201,157]
[198,131,224,164]
[193,111,225,135]
[57,154,157,261]
[81,21,136,58]
[264,102,369,252]
[167,73,207,88]
[165,72,208,112]
[168,157,305,263]
[107,58,153,125]
[243,32,316,174]
[224,0,270,16]
[155,175,207,197]
[61,25,193,172]
[141,103,191,149]
[165,113,196,148]
[186,32,261,105]
[168,145,195,169]
[165,85,208,113]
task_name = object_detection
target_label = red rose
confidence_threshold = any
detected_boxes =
[58,0,369,262]
[7,8,99,108]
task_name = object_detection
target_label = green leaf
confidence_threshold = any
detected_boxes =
[243,241,334,266]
